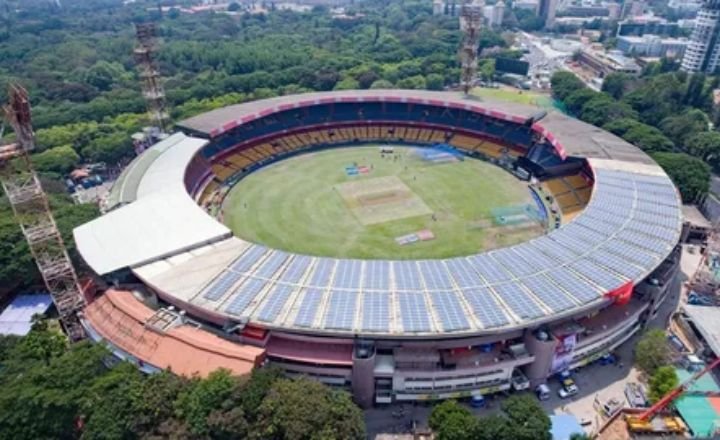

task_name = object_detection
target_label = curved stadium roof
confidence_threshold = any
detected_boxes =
[74,90,683,338]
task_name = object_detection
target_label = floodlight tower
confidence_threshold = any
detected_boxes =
[134,22,169,134]
[459,0,484,95]
[0,85,86,340]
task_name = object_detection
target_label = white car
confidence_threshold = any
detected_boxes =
[558,379,579,399]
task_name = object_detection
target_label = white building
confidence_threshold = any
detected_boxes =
[483,3,504,27]
[538,0,558,27]
[617,34,690,58]
[681,0,720,73]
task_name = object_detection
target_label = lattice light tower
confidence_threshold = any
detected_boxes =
[0,85,86,340]
[134,22,169,133]
[459,0,484,95]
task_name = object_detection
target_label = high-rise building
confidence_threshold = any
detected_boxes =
[483,3,504,27]
[681,0,720,73]
[538,0,558,28]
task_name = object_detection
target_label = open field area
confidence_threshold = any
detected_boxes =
[223,146,540,259]
[471,86,557,109]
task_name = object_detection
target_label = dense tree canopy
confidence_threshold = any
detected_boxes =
[648,366,679,404]
[0,323,365,440]
[429,395,551,440]
[651,152,711,202]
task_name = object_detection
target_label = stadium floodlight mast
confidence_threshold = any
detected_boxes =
[459,0,484,95]
[0,85,86,341]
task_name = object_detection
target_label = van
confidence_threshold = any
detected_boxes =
[536,383,550,401]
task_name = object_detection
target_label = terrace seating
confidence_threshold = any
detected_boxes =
[541,173,594,222]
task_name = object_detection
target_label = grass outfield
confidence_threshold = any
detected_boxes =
[470,86,557,109]
[223,146,541,259]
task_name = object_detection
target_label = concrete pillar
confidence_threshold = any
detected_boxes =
[352,343,376,409]
[523,330,558,385]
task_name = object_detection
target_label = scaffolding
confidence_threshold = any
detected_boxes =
[134,22,169,133]
[458,0,484,95]
[0,85,86,340]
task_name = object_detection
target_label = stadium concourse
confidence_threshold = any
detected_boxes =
[74,90,683,408]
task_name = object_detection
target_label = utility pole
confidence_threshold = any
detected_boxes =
[459,0,484,95]
[0,85,86,340]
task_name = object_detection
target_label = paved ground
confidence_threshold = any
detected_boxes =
[365,246,701,439]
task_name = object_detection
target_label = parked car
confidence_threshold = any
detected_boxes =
[598,353,617,365]
[558,378,579,399]
[470,394,486,408]
[511,369,530,391]
[536,383,551,401]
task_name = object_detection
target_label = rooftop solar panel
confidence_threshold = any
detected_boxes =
[490,248,536,277]
[520,274,576,312]
[307,258,336,287]
[601,240,658,268]
[397,292,432,332]
[254,251,290,279]
[544,268,600,304]
[445,258,484,288]
[393,261,423,291]
[324,290,358,330]
[203,270,244,301]
[429,290,470,331]
[257,283,295,322]
[333,260,363,290]
[460,287,510,328]
[530,237,578,262]
[492,282,545,320]
[570,259,625,291]
[363,260,391,291]
[361,291,390,332]
[279,256,312,284]
[588,250,645,280]
[294,288,325,328]
[469,254,512,283]
[418,260,455,291]
[225,277,266,316]
[230,245,268,273]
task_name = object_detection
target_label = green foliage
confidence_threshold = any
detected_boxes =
[370,79,394,89]
[564,88,600,115]
[634,329,671,375]
[601,72,632,99]
[255,377,366,440]
[648,366,679,403]
[550,72,585,101]
[659,109,710,147]
[580,94,638,127]
[0,323,364,439]
[31,145,80,174]
[174,369,238,435]
[686,131,720,169]
[651,152,711,202]
[430,394,550,440]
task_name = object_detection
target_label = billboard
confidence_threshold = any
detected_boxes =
[495,57,530,76]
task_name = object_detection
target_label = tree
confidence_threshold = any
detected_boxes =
[683,73,707,108]
[228,2,241,11]
[474,414,510,440]
[550,71,586,101]
[686,131,720,168]
[659,109,709,147]
[397,75,427,89]
[622,124,675,152]
[634,329,670,375]
[500,394,551,440]
[174,369,239,436]
[601,72,632,99]
[564,88,599,115]
[333,77,360,90]
[426,73,445,90]
[370,79,394,89]
[429,400,478,440]
[580,94,638,127]
[651,152,711,202]
[31,145,80,174]
[648,366,679,403]
[254,378,365,440]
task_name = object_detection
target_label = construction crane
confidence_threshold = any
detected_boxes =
[626,357,720,434]
[0,85,86,341]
